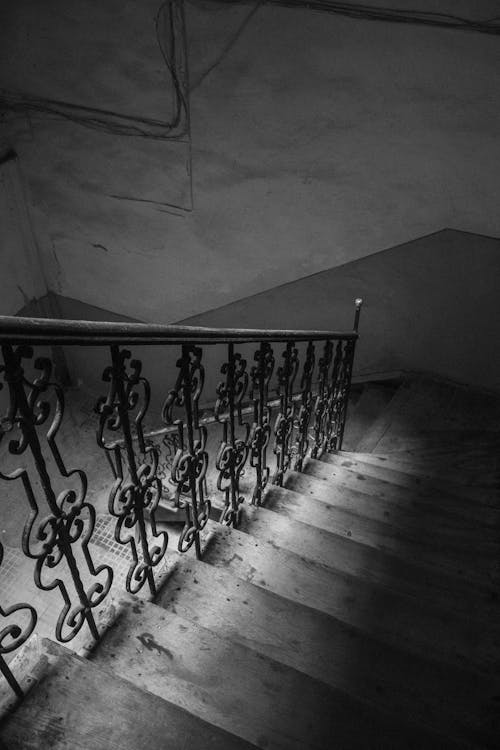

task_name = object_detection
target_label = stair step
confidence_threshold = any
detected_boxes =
[0,636,256,750]
[194,521,499,673]
[90,596,342,749]
[271,481,500,599]
[286,469,499,568]
[237,498,499,622]
[341,382,399,451]
[90,595,473,749]
[322,450,500,506]
[301,458,500,533]
[91,592,498,748]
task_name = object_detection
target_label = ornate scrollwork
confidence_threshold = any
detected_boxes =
[96,346,167,595]
[311,340,333,459]
[249,342,275,505]
[214,344,250,527]
[294,341,316,471]
[162,345,210,557]
[0,541,37,697]
[273,342,299,486]
[325,339,356,451]
[0,344,112,643]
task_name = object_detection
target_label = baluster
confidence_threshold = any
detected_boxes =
[96,346,167,596]
[294,341,316,471]
[324,340,343,451]
[0,345,112,643]
[0,541,37,698]
[162,345,210,558]
[311,340,333,459]
[249,342,275,506]
[273,342,299,486]
[334,299,362,450]
[214,344,250,527]
[332,338,357,451]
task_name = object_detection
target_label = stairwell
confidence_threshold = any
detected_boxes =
[0,374,499,748]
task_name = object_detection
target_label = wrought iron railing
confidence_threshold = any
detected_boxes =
[0,299,361,697]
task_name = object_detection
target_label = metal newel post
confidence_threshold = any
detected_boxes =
[353,297,363,333]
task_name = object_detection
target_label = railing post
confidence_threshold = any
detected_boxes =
[249,342,275,505]
[273,341,299,486]
[0,542,37,698]
[294,341,316,472]
[162,345,210,558]
[0,344,112,643]
[214,344,250,527]
[311,340,333,459]
[335,298,362,450]
[96,346,167,595]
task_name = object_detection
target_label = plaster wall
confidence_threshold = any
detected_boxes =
[1,1,499,324]
[41,231,500,434]
[181,229,500,393]
[0,155,47,315]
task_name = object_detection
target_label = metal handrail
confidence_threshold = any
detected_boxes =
[0,314,359,346]
[0,299,362,699]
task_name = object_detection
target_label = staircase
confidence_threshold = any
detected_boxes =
[1,374,499,749]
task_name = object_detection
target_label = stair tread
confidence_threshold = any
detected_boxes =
[194,520,499,673]
[237,498,499,621]
[301,458,500,531]
[91,593,499,748]
[90,596,481,749]
[267,482,500,596]
[0,637,256,750]
[322,451,500,505]
[285,470,500,576]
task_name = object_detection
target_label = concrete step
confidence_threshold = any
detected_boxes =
[89,591,499,748]
[88,594,476,749]
[301,457,500,532]
[0,636,256,750]
[235,498,499,622]
[192,520,499,674]
[284,471,499,587]
[321,450,500,506]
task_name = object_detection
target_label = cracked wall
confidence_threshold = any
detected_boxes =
[1,0,499,324]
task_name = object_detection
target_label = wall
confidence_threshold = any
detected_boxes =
[180,229,500,392]
[35,230,500,429]
[1,1,500,325]
[0,153,47,315]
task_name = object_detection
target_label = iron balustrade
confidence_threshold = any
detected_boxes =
[0,299,361,697]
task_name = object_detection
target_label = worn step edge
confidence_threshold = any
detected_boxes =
[156,552,498,684]
[302,457,500,532]
[268,483,500,596]
[95,595,498,748]
[92,597,478,749]
[233,498,499,622]
[285,471,500,580]
[191,521,500,673]
[322,451,500,509]
[0,636,258,750]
